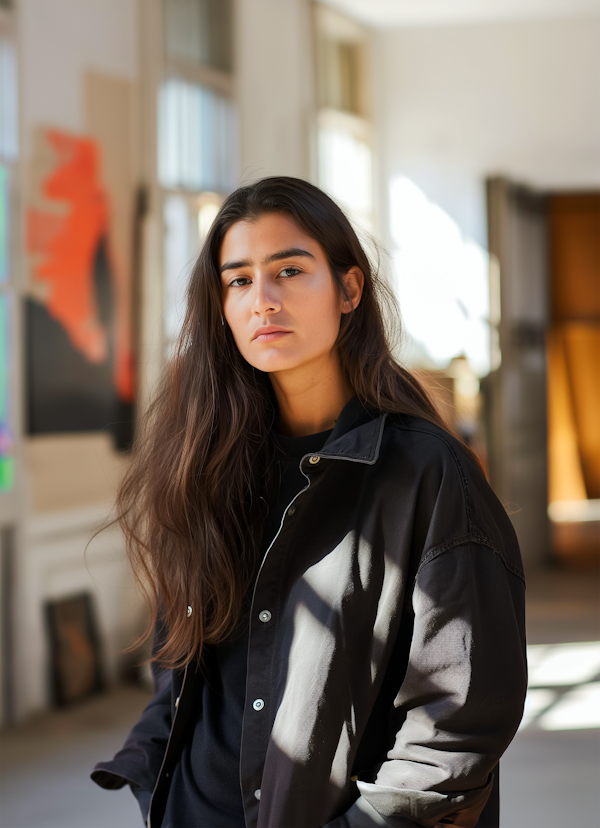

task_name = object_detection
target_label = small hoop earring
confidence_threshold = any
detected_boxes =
[221,314,225,326]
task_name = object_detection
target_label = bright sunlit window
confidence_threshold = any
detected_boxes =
[158,78,236,193]
[315,5,372,232]
[318,120,372,231]
[159,0,235,351]
[163,193,221,347]
[389,176,491,377]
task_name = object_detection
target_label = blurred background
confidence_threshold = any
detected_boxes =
[0,0,598,826]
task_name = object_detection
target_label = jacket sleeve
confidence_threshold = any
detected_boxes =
[90,673,173,795]
[90,607,174,799]
[326,542,527,828]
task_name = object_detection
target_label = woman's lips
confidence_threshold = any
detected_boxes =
[252,328,291,343]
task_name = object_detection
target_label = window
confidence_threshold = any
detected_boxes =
[164,0,233,73]
[0,22,17,161]
[159,0,237,347]
[317,32,365,116]
[314,5,372,231]
[158,78,236,193]
[318,112,372,232]
[163,192,220,349]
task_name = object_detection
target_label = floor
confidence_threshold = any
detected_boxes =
[500,565,600,827]
[0,685,151,828]
[0,567,598,828]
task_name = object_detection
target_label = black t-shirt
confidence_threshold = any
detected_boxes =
[160,428,332,828]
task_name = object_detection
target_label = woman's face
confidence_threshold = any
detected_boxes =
[220,212,362,376]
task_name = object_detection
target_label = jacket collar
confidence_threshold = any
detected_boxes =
[318,396,387,465]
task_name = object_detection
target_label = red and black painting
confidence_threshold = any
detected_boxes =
[26,129,135,449]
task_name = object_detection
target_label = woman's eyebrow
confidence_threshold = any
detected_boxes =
[264,247,315,264]
[220,257,251,273]
[220,248,315,274]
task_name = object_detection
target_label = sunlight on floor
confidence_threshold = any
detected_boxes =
[520,642,600,731]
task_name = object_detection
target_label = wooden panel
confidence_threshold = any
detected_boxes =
[549,193,600,322]
[564,323,600,499]
[548,191,600,502]
[546,327,587,503]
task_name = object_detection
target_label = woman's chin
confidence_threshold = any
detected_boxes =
[253,357,307,376]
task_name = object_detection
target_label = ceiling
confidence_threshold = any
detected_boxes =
[322,0,600,29]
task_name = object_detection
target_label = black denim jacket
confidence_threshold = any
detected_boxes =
[92,398,527,828]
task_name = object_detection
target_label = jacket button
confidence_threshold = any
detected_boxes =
[254,788,261,800]
[258,610,272,623]
[252,698,265,711]
[308,455,320,465]
[288,505,296,515]
[187,605,193,617]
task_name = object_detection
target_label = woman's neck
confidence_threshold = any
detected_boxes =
[270,353,354,437]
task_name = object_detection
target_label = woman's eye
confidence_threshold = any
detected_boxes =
[279,267,301,278]
[229,276,251,288]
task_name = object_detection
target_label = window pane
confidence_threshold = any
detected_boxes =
[0,32,18,160]
[318,37,361,115]
[163,195,194,345]
[318,127,372,229]
[164,0,233,73]
[158,78,237,192]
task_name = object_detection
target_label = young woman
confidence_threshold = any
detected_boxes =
[92,177,527,828]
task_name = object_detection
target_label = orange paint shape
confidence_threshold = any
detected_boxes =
[29,131,109,364]
[27,130,134,401]
[27,209,65,255]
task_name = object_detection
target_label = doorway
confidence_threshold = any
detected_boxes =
[485,180,599,570]
[547,193,600,566]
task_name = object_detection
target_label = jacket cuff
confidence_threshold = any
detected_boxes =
[90,766,128,790]
[324,795,417,827]
[356,773,493,828]
[90,759,152,793]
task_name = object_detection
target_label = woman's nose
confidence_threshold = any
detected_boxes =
[252,276,281,315]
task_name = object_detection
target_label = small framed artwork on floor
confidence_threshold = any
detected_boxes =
[45,592,104,705]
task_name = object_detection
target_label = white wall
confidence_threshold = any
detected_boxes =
[13,0,143,719]
[374,15,600,248]
[19,0,139,143]
[235,0,314,182]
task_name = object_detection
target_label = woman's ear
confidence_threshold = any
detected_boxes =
[341,266,365,314]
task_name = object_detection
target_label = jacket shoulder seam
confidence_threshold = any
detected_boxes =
[418,534,525,582]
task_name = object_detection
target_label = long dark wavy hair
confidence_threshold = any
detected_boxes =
[119,176,466,669]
